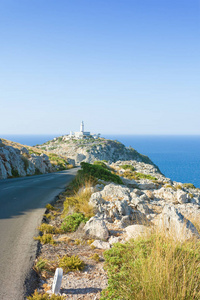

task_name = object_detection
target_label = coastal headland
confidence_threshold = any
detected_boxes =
[0,134,200,299]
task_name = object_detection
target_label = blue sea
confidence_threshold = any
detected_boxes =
[1,134,200,188]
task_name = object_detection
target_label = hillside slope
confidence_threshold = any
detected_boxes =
[37,136,160,170]
[0,138,70,179]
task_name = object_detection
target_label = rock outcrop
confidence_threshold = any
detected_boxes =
[0,140,54,179]
[38,136,159,168]
[82,161,200,243]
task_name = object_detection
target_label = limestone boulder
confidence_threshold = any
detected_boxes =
[154,187,177,203]
[125,224,151,241]
[138,180,158,190]
[176,190,189,204]
[5,146,26,176]
[101,183,131,201]
[30,155,47,173]
[109,236,122,245]
[154,205,200,241]
[83,217,109,240]
[91,240,111,250]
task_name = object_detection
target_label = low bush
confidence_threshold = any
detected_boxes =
[27,290,65,299]
[34,257,58,278]
[183,183,196,189]
[38,223,59,234]
[45,203,57,211]
[12,169,20,177]
[93,161,109,170]
[120,164,135,172]
[62,187,94,218]
[123,170,157,181]
[90,253,100,262]
[65,171,97,195]
[34,168,42,175]
[101,234,200,300]
[21,156,29,171]
[48,153,69,170]
[58,255,85,273]
[34,234,56,245]
[61,213,89,232]
[43,213,55,220]
[80,162,123,184]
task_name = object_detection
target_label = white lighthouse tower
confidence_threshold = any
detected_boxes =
[80,121,84,133]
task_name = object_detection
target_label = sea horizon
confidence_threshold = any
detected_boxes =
[1,133,200,188]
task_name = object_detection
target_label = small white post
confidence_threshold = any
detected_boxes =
[52,268,63,295]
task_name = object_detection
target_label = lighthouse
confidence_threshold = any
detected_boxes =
[80,121,84,133]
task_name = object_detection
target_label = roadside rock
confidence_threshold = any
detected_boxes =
[101,183,131,201]
[83,217,109,240]
[91,240,111,250]
[177,190,189,204]
[125,224,151,241]
[154,205,200,241]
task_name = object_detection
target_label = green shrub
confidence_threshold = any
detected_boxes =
[21,156,29,171]
[58,255,85,273]
[90,253,100,262]
[183,183,196,189]
[45,203,57,211]
[27,290,65,299]
[123,170,157,181]
[35,168,42,175]
[93,161,109,169]
[80,162,123,184]
[65,170,97,195]
[34,258,48,274]
[34,234,56,245]
[12,169,20,177]
[28,149,41,156]
[61,213,89,232]
[38,223,59,234]
[48,153,68,170]
[121,164,135,171]
[43,213,55,220]
[101,235,200,300]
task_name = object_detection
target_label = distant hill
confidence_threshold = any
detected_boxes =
[37,136,161,172]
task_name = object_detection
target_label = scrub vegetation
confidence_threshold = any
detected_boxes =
[101,233,200,300]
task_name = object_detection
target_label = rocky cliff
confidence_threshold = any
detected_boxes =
[0,138,70,179]
[37,136,159,169]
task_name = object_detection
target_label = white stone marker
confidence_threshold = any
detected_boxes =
[52,268,63,295]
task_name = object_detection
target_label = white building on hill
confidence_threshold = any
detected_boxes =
[68,121,98,139]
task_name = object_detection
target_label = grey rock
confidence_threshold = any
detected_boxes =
[155,205,200,241]
[125,224,151,240]
[101,183,131,201]
[83,217,109,240]
[109,236,122,245]
[91,240,111,249]
[0,157,7,179]
[177,190,189,204]
[20,147,29,155]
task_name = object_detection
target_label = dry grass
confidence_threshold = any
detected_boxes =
[62,181,94,218]
[101,230,200,300]
[187,214,200,235]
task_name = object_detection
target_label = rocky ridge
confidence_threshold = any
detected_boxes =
[0,138,71,179]
[37,136,158,167]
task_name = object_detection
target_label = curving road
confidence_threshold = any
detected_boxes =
[0,168,78,300]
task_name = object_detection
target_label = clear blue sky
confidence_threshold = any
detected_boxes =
[0,0,199,135]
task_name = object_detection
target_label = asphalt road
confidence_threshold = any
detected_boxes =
[0,168,78,300]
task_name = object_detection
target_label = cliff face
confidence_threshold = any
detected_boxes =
[38,136,159,170]
[0,139,69,179]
